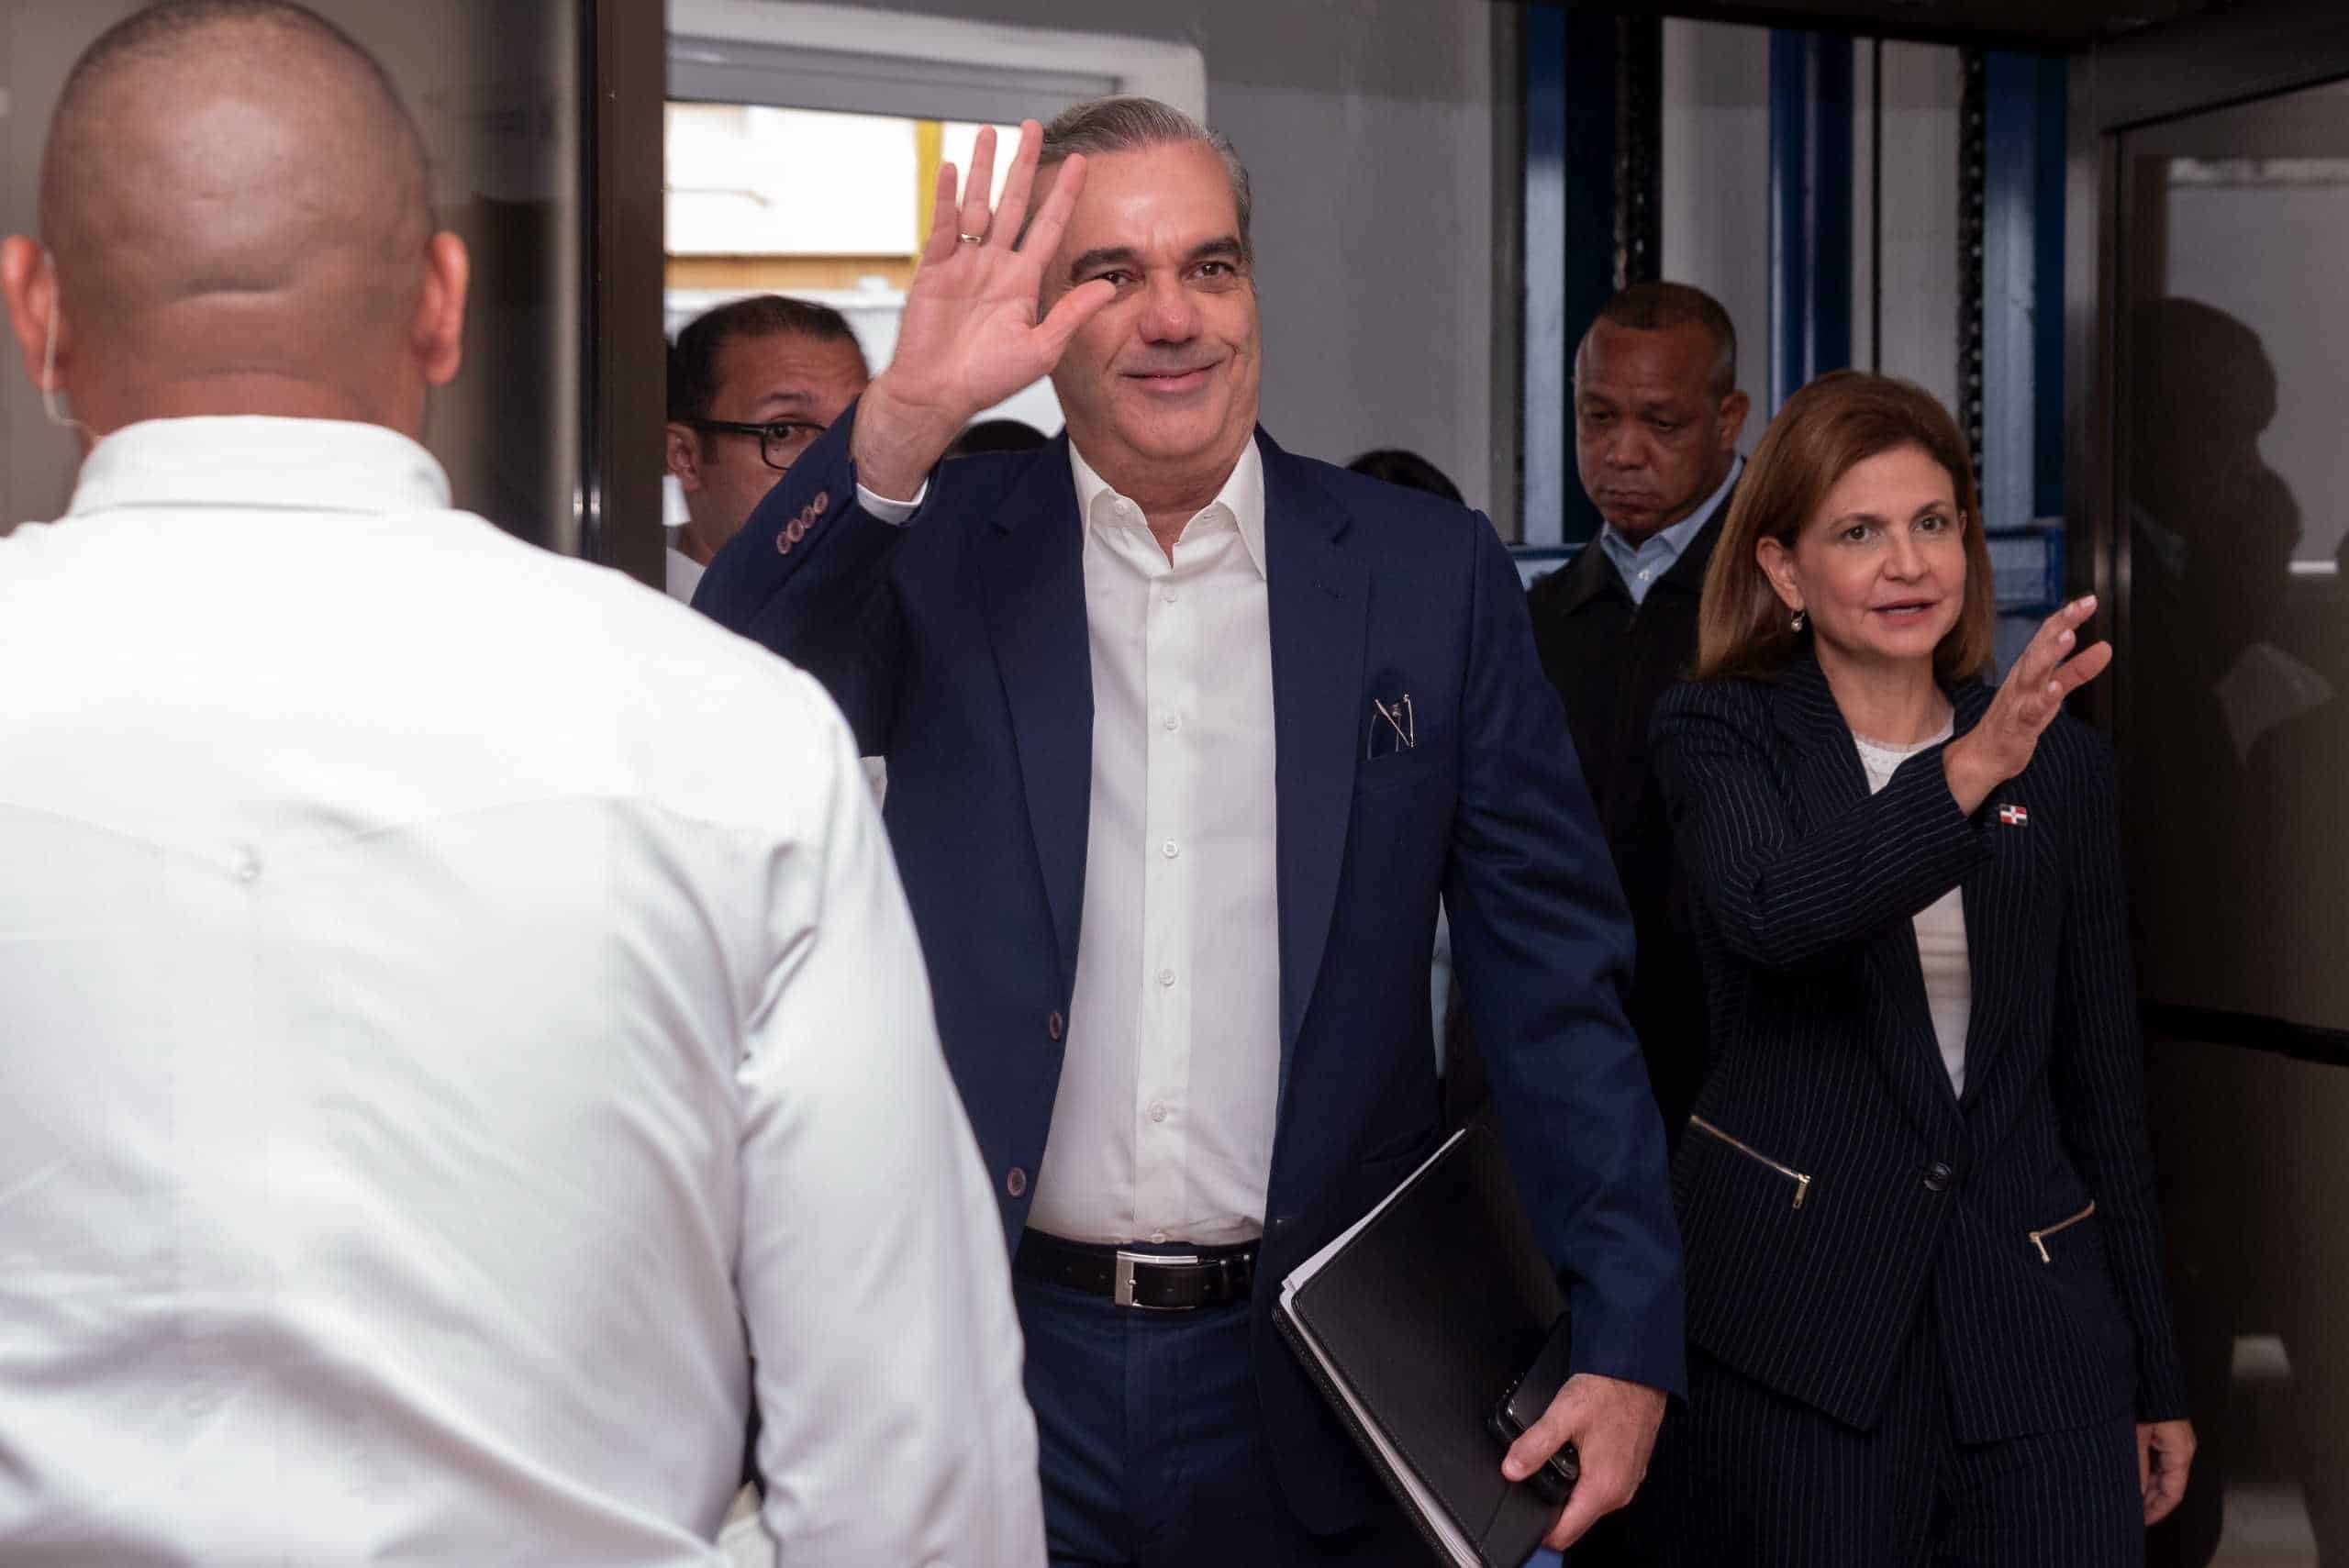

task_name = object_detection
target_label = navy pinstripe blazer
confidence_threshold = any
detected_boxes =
[1650,657,2188,1441]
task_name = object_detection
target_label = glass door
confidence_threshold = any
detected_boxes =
[2082,12,2349,1564]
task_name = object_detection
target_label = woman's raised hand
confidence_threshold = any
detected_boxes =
[1943,595,2111,816]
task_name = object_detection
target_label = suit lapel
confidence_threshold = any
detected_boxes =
[1772,661,1966,1140]
[976,439,1094,988]
[1260,433,1369,1081]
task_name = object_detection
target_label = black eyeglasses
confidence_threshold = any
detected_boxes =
[684,417,828,473]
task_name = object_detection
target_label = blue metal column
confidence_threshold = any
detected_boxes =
[1521,6,1569,547]
[2031,60,2066,522]
[1558,10,1621,545]
[1521,8,1620,548]
[1981,50,2068,528]
[1767,31,1854,414]
[1974,50,2069,672]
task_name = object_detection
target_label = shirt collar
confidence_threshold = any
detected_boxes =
[664,537,707,603]
[1599,452,1742,572]
[1068,436,1267,580]
[65,416,454,518]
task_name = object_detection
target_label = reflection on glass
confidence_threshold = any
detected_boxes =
[2117,76,2349,1568]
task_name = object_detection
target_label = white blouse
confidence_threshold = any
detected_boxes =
[1854,719,1971,1097]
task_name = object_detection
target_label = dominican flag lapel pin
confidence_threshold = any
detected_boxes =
[1998,804,2030,827]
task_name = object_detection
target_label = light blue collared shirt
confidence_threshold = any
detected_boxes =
[1597,456,1742,607]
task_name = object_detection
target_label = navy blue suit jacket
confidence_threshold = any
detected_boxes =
[696,415,1684,1531]
[1651,660,2188,1443]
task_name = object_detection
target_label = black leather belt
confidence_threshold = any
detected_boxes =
[1015,1230,1259,1311]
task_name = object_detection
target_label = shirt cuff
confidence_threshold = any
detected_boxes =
[856,479,927,526]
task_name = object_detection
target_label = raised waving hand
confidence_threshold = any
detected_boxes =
[1943,594,2113,815]
[852,121,1115,500]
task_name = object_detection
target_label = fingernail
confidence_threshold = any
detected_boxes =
[1503,1460,1525,1481]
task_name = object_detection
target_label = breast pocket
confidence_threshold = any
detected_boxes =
[1354,740,1449,799]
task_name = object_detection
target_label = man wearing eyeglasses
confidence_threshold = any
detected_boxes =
[663,295,870,603]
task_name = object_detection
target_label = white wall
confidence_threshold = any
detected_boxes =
[666,105,923,255]
[1875,40,1963,417]
[664,106,1025,257]
[1661,17,1770,446]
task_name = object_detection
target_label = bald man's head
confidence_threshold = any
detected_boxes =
[4,0,468,441]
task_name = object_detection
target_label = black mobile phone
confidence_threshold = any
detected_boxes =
[1486,1387,1580,1507]
[1487,1313,1579,1506]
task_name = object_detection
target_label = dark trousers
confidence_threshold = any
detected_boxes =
[1632,1321,2143,1568]
[1015,1266,1424,1568]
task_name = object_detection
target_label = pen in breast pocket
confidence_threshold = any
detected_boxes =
[1373,694,1415,751]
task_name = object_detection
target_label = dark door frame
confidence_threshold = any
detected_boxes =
[586,0,669,587]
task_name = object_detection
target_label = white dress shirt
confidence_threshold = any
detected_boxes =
[1025,442,1283,1246]
[665,533,707,603]
[1855,720,1972,1096]
[856,445,1285,1243]
[0,417,1043,1566]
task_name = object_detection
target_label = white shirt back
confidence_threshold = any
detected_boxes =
[0,417,1042,1566]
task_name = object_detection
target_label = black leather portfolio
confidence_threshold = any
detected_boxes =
[1274,1126,1572,1568]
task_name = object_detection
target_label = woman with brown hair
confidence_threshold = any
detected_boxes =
[1637,370,2194,1563]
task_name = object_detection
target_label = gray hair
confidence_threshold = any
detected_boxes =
[1038,96,1253,261]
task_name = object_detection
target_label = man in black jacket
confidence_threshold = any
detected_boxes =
[1524,283,1749,1152]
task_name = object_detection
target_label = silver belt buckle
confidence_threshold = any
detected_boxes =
[1113,1249,1199,1309]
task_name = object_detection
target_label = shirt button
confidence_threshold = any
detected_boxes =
[1150,1230,1168,1245]
[1149,1101,1168,1124]
[1922,1162,1954,1192]
[1158,967,1175,987]
[1163,713,1180,732]
[233,849,262,883]
[1162,590,1177,605]
[1161,840,1178,859]
[1005,1167,1028,1198]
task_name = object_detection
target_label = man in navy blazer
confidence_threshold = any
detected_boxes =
[695,99,1682,1562]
